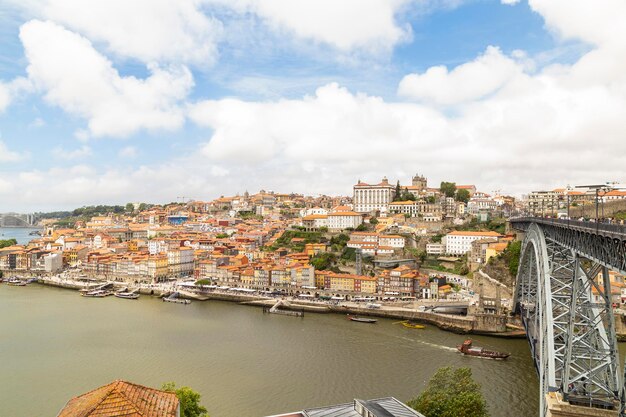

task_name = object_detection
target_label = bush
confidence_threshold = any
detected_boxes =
[407,367,489,417]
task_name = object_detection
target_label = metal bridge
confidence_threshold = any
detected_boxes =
[510,217,626,417]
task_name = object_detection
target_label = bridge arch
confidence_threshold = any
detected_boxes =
[514,220,622,417]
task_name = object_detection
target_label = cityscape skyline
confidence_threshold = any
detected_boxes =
[1,0,625,212]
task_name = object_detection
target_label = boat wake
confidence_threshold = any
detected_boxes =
[393,335,458,353]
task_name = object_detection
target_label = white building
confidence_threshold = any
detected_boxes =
[353,177,395,213]
[426,242,445,255]
[327,212,363,231]
[445,231,501,255]
[379,235,405,248]
[44,253,63,273]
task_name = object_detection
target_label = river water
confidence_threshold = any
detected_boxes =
[0,227,42,245]
[0,284,542,417]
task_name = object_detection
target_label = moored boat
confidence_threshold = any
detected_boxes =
[114,291,140,300]
[457,339,510,360]
[6,278,27,286]
[401,321,425,329]
[347,315,377,324]
[82,290,111,298]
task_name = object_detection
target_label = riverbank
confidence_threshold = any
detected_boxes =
[31,276,524,337]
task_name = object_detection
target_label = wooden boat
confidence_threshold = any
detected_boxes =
[401,321,425,329]
[457,339,510,360]
[347,315,377,324]
[114,291,140,300]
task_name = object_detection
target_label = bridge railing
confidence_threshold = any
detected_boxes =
[510,216,626,237]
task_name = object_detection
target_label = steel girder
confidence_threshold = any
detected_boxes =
[511,218,626,275]
[514,223,621,416]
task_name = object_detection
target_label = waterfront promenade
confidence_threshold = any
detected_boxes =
[34,274,518,336]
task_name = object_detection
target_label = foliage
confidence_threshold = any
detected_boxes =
[440,182,457,198]
[195,279,212,286]
[238,212,264,221]
[504,240,522,276]
[407,366,489,417]
[0,238,18,249]
[216,233,229,239]
[341,247,357,261]
[355,223,368,231]
[394,180,402,201]
[400,187,417,201]
[455,189,470,203]
[615,211,626,221]
[369,217,378,225]
[319,226,329,233]
[311,252,337,270]
[125,203,135,212]
[425,196,436,204]
[270,230,324,250]
[330,233,349,247]
[430,234,443,243]
[162,383,209,417]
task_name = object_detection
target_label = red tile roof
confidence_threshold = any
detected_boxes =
[57,380,179,417]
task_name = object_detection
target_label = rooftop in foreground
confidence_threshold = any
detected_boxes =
[268,397,425,417]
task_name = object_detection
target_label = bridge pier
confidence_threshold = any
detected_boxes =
[546,392,618,417]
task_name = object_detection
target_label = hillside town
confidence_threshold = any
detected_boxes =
[2,175,626,307]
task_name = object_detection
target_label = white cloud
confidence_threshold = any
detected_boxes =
[17,0,223,66]
[398,46,525,105]
[0,83,9,112]
[214,0,412,54]
[119,146,138,158]
[20,20,194,138]
[52,145,92,160]
[501,0,520,5]
[0,140,24,162]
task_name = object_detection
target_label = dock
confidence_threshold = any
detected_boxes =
[163,292,191,305]
[263,299,304,317]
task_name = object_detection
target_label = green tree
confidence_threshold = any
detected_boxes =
[426,196,436,204]
[162,383,209,417]
[310,252,337,270]
[394,180,402,201]
[407,367,489,417]
[455,189,470,203]
[440,182,457,198]
[0,238,18,249]
[195,279,212,286]
[355,223,367,231]
[369,217,379,225]
[125,203,134,212]
[138,203,149,211]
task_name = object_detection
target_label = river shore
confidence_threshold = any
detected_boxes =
[31,275,525,337]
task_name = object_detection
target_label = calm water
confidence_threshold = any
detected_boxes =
[0,227,41,245]
[0,284,540,417]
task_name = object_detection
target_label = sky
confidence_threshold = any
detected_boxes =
[0,0,625,212]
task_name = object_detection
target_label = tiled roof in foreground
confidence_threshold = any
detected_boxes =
[269,397,425,417]
[57,380,179,417]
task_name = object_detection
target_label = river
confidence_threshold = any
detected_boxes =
[0,227,42,245]
[0,284,539,417]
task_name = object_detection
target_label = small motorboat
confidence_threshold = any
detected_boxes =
[457,339,510,360]
[401,321,425,329]
[347,315,377,324]
[6,278,26,286]
[114,291,140,300]
[82,290,111,297]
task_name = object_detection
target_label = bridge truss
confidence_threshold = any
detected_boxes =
[513,219,625,417]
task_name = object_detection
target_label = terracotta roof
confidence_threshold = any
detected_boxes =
[57,380,179,417]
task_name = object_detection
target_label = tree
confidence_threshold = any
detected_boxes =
[440,182,457,198]
[394,180,402,201]
[369,217,379,225]
[311,252,336,270]
[162,382,209,417]
[455,189,470,203]
[355,223,367,231]
[0,238,18,249]
[426,196,436,204]
[138,203,149,211]
[407,367,489,417]
[125,203,135,212]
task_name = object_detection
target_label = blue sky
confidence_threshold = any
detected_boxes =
[0,0,623,211]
